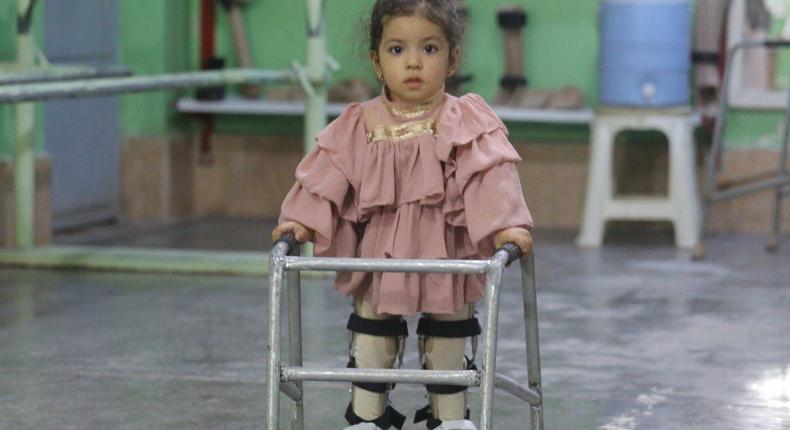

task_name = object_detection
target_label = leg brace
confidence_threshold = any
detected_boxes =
[414,304,481,429]
[345,297,407,430]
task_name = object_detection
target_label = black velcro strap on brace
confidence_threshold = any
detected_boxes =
[414,404,443,429]
[692,50,720,64]
[426,383,467,395]
[347,357,390,393]
[500,75,528,89]
[348,313,408,338]
[497,9,528,29]
[414,404,471,428]
[346,402,406,430]
[417,317,482,338]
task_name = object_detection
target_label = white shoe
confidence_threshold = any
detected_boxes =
[435,419,478,430]
[343,423,383,430]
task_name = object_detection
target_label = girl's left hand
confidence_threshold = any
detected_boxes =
[494,227,533,256]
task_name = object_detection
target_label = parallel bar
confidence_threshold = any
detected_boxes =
[13,2,35,249]
[284,256,490,274]
[0,65,132,85]
[0,68,292,103]
[303,0,328,152]
[281,366,480,387]
[494,374,542,406]
[0,245,270,276]
[280,381,303,402]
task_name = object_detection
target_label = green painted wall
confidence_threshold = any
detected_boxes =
[0,0,787,157]
[119,0,193,136]
[194,0,599,139]
[0,0,18,157]
[173,0,785,146]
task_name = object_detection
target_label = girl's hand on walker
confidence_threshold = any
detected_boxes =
[272,221,314,244]
[494,227,533,256]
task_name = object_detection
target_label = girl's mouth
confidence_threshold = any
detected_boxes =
[405,77,423,85]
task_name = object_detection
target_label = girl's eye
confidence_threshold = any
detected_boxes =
[424,44,439,54]
[388,45,404,55]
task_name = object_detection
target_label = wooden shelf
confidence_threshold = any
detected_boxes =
[177,96,594,125]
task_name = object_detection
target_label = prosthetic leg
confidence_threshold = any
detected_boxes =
[445,0,473,96]
[494,6,529,106]
[414,305,481,430]
[344,297,408,430]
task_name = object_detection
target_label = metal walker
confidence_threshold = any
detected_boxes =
[265,234,544,430]
[695,39,790,258]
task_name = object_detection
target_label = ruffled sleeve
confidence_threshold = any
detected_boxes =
[278,103,366,257]
[437,94,534,256]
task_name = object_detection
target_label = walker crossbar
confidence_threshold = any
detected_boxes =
[284,256,490,274]
[282,367,480,386]
[266,236,544,430]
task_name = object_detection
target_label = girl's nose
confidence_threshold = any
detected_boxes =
[407,55,422,70]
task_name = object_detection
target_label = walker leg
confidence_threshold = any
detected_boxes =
[521,255,544,430]
[288,266,304,430]
[266,254,286,430]
[479,261,504,430]
[768,89,790,253]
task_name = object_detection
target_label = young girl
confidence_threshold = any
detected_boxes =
[273,1,533,429]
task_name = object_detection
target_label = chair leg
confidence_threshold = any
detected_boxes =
[578,120,615,247]
[668,120,700,249]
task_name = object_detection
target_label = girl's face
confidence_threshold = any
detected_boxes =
[371,14,458,104]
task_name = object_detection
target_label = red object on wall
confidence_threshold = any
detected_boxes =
[198,0,216,165]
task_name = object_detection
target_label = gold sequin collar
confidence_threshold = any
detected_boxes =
[367,119,437,143]
[381,86,444,120]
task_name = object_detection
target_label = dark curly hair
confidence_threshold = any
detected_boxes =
[368,0,464,55]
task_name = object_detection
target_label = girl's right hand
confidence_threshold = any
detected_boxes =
[272,221,314,244]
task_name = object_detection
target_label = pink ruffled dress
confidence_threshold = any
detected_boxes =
[279,92,533,315]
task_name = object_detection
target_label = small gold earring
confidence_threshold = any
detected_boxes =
[376,70,384,81]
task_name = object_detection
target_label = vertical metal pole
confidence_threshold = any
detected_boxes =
[521,254,544,430]
[266,250,286,430]
[694,43,739,259]
[14,0,36,249]
[287,255,304,430]
[767,88,790,252]
[300,0,326,259]
[479,259,504,430]
[303,0,327,153]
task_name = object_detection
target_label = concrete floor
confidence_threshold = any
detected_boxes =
[1,219,790,429]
